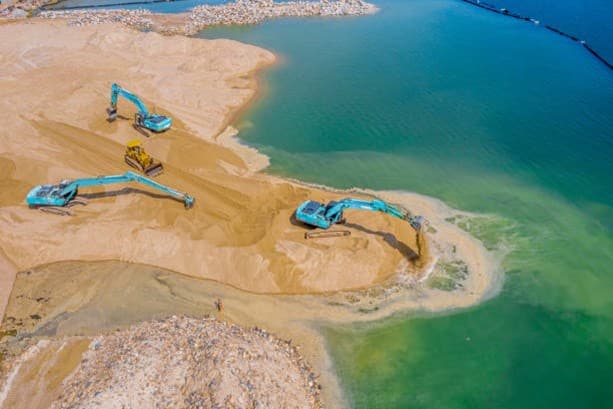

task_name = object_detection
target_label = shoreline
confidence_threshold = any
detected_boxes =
[0,248,502,408]
[0,18,501,408]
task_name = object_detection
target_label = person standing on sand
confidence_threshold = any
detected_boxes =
[215,298,223,312]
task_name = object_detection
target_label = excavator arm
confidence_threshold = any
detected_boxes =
[27,171,194,210]
[323,198,406,220]
[109,83,150,118]
[296,197,424,231]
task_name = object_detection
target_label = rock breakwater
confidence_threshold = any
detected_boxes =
[38,0,378,35]
[41,7,155,29]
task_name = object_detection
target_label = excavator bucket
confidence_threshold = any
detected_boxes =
[184,195,195,209]
[144,162,164,177]
[107,107,118,122]
[409,215,426,231]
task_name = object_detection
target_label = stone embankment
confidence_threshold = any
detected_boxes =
[41,7,155,29]
[0,0,65,18]
[38,0,377,35]
[48,316,322,408]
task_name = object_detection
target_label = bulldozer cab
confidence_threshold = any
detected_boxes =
[127,140,143,153]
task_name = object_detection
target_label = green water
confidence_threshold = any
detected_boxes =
[199,0,613,407]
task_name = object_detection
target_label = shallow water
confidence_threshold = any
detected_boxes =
[196,0,613,407]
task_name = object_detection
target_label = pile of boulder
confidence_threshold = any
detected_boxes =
[38,0,377,35]
[53,315,323,408]
[185,0,377,34]
[39,7,155,29]
[0,0,56,18]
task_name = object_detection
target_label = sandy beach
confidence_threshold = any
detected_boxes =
[0,19,500,408]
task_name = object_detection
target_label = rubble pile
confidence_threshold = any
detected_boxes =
[0,0,57,18]
[38,0,377,35]
[53,315,322,409]
[184,0,377,34]
[40,7,155,29]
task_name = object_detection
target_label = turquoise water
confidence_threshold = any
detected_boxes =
[197,0,613,407]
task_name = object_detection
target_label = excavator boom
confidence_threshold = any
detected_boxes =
[26,171,194,210]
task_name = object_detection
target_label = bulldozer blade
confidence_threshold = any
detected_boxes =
[145,164,164,177]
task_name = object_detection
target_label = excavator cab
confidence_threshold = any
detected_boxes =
[124,140,164,177]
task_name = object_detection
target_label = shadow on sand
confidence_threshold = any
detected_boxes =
[344,222,419,260]
[78,187,185,206]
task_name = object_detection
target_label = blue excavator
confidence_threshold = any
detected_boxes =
[107,83,172,133]
[26,171,194,215]
[295,198,425,233]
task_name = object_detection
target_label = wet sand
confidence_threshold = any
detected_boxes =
[0,19,500,408]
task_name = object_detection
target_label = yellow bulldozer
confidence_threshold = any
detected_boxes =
[124,140,164,177]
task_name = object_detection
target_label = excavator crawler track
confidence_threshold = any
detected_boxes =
[133,124,150,138]
[125,155,143,172]
[125,155,163,177]
[66,198,88,207]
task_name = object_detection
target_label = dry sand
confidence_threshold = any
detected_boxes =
[0,19,501,408]
[0,19,448,300]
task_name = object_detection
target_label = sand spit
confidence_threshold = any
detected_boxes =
[0,316,321,409]
[37,0,378,35]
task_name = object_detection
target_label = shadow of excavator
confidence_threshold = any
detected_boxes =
[342,222,420,260]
